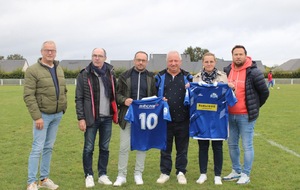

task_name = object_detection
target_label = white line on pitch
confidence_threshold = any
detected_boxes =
[255,133,300,158]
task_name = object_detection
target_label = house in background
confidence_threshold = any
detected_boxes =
[111,54,265,74]
[214,59,265,73]
[110,60,132,71]
[110,54,193,73]
[273,59,300,71]
[60,54,266,74]
[59,60,91,71]
[0,60,29,72]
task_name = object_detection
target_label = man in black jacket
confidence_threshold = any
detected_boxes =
[113,51,157,186]
[223,45,269,184]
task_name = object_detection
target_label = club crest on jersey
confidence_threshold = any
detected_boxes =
[163,107,169,115]
[210,93,218,99]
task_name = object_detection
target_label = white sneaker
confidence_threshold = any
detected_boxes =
[113,176,126,186]
[85,175,95,188]
[38,178,59,189]
[196,174,207,184]
[156,173,170,184]
[223,170,241,181]
[177,172,187,184]
[27,182,38,190]
[237,173,250,184]
[134,175,144,185]
[214,176,222,185]
[98,175,112,185]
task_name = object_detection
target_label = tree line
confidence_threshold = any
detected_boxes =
[0,54,25,60]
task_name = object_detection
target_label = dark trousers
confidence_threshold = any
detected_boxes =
[198,140,223,176]
[83,117,112,177]
[160,120,189,175]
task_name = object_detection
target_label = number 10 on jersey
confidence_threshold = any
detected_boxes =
[139,113,158,130]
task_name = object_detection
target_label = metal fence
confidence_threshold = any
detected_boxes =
[1,78,300,86]
[272,78,300,85]
[0,79,77,86]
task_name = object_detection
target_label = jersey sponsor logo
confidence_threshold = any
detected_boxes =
[197,103,217,111]
[138,104,157,109]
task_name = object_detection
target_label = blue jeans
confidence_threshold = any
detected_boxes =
[228,114,256,176]
[268,80,274,88]
[27,112,63,184]
[83,117,112,177]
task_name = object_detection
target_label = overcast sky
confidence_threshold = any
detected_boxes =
[1,0,299,67]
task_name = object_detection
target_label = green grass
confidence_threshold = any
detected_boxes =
[0,84,300,190]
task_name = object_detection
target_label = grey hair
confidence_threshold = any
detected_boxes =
[41,41,56,50]
[166,51,182,61]
[92,48,107,57]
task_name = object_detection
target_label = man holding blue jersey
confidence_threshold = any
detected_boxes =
[113,51,157,186]
[155,51,193,185]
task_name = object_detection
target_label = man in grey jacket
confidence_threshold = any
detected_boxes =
[24,41,67,190]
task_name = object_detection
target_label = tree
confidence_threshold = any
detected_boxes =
[183,46,209,62]
[7,54,25,60]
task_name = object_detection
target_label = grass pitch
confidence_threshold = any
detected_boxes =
[0,84,299,190]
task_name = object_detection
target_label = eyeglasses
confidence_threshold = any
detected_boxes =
[92,54,105,58]
[135,59,147,63]
[43,49,56,53]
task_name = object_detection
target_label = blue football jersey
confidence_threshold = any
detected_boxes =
[125,97,171,151]
[188,82,237,140]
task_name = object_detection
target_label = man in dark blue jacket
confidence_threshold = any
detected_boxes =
[155,51,193,185]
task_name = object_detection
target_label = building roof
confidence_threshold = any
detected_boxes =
[215,59,265,73]
[60,54,266,74]
[111,55,265,74]
[146,54,192,72]
[0,60,29,72]
[110,60,133,70]
[59,60,91,71]
[274,59,300,71]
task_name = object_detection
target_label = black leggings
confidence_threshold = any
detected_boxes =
[198,140,223,176]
